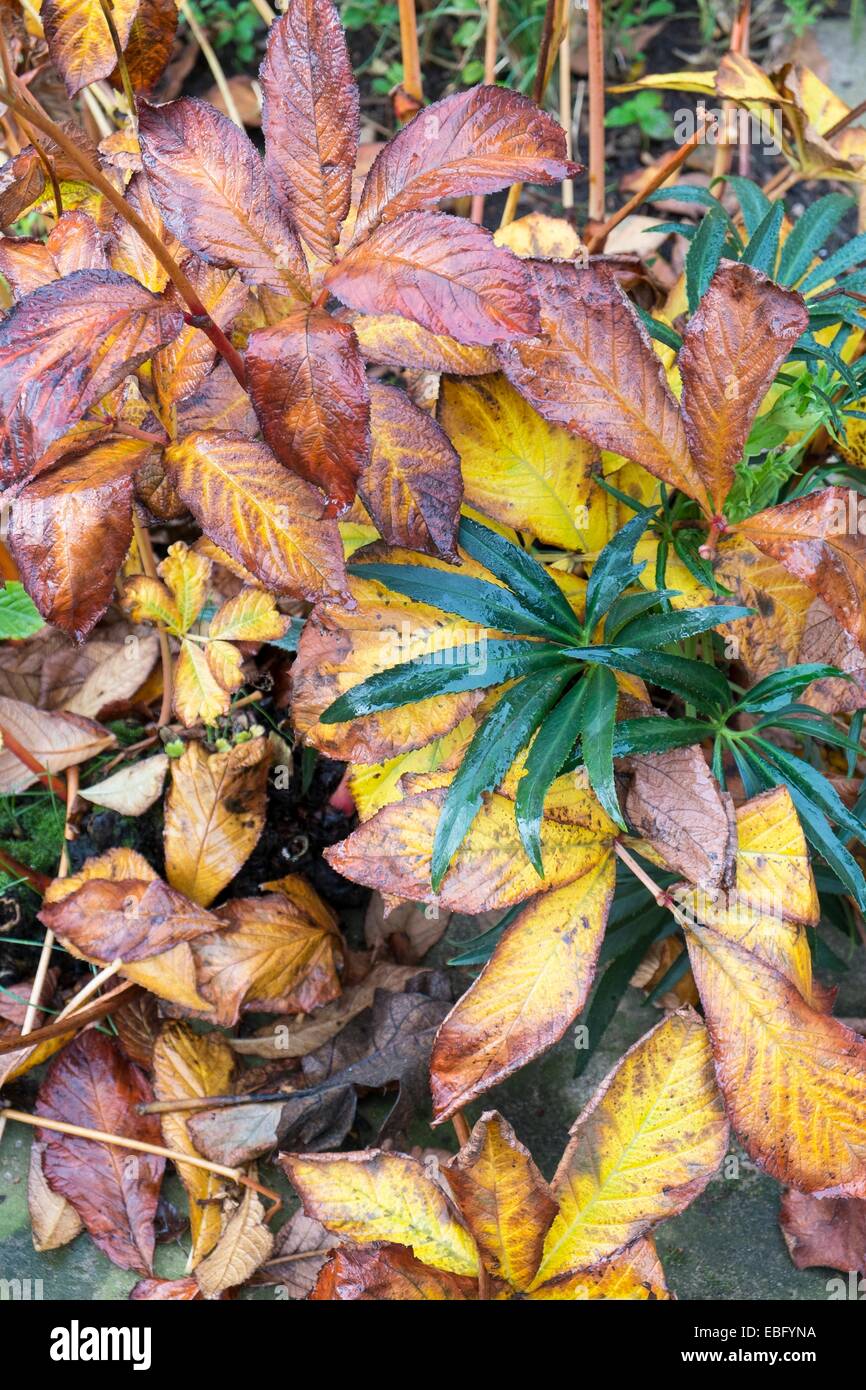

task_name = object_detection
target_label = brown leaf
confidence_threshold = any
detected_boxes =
[193,891,343,1026]
[678,263,808,514]
[260,0,358,263]
[44,0,140,96]
[736,486,866,648]
[0,148,51,230]
[0,269,182,487]
[246,307,370,513]
[251,1207,337,1296]
[46,209,108,277]
[108,170,183,294]
[152,260,248,409]
[9,437,151,639]
[0,696,115,792]
[163,737,270,908]
[110,0,177,96]
[0,237,57,299]
[53,632,160,720]
[39,875,222,964]
[799,598,866,714]
[359,383,462,558]
[177,361,258,439]
[28,1139,84,1253]
[129,1277,206,1300]
[36,1031,165,1275]
[165,430,350,603]
[138,97,311,298]
[354,85,577,241]
[312,1243,477,1300]
[780,1189,866,1272]
[194,1185,274,1296]
[498,261,708,507]
[325,210,540,347]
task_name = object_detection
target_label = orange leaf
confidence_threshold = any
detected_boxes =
[43,0,140,96]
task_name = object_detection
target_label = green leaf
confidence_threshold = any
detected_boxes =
[578,665,625,831]
[778,193,854,287]
[800,229,866,295]
[320,639,567,722]
[446,903,523,967]
[604,588,680,639]
[721,175,771,238]
[564,644,731,714]
[750,736,866,844]
[759,712,865,758]
[457,515,582,639]
[635,308,682,352]
[733,663,847,713]
[431,668,575,890]
[583,506,654,635]
[349,563,569,640]
[609,716,710,757]
[740,200,783,277]
[613,603,752,648]
[686,205,729,311]
[515,678,587,874]
[0,581,43,639]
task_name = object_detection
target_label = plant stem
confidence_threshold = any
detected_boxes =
[585,0,605,225]
[0,1108,283,1219]
[0,980,139,1057]
[586,115,708,253]
[98,0,137,125]
[500,0,566,227]
[470,0,500,224]
[0,847,48,892]
[132,512,173,727]
[178,0,244,130]
[613,841,677,910]
[558,15,573,212]
[397,0,423,105]
[0,85,248,389]
[20,768,78,1036]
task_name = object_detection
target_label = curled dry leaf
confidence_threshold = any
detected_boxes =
[28,1140,84,1253]
[325,211,540,347]
[138,98,311,299]
[152,1022,236,1268]
[39,875,222,964]
[165,430,350,603]
[79,753,169,817]
[164,737,271,908]
[353,85,577,241]
[0,696,115,793]
[251,1207,338,1297]
[194,1184,274,1297]
[359,383,462,559]
[779,1189,866,1273]
[246,307,370,513]
[260,0,359,264]
[622,736,736,891]
[0,270,182,487]
[193,888,343,1027]
[36,1031,165,1276]
[312,1244,478,1300]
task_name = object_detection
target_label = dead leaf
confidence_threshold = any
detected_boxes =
[79,753,168,816]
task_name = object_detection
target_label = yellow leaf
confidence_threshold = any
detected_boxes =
[532,1010,728,1284]
[152,1022,236,1268]
[439,373,607,552]
[159,541,211,634]
[44,0,140,96]
[209,587,289,643]
[684,904,866,1196]
[712,536,813,684]
[444,1111,556,1290]
[430,849,615,1120]
[528,1237,671,1300]
[282,1150,480,1277]
[348,717,476,821]
[493,212,586,261]
[205,639,245,694]
[192,892,343,1026]
[607,71,718,96]
[174,639,233,727]
[123,575,183,633]
[734,786,819,927]
[164,737,270,908]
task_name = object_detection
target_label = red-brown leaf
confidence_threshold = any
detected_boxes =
[0,269,182,487]
[246,307,370,513]
[39,876,222,963]
[36,1031,165,1275]
[326,210,539,347]
[260,0,359,263]
[138,98,311,298]
[355,85,579,241]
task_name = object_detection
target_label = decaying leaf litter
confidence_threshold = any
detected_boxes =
[1,0,866,1302]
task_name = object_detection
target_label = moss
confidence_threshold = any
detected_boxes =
[0,790,65,876]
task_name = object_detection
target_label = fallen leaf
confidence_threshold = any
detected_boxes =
[39,875,222,964]
[79,753,169,816]
[194,1185,274,1296]
[28,1139,84,1253]
[780,1190,866,1272]
[312,1243,477,1300]
[0,696,115,793]
[251,1207,337,1296]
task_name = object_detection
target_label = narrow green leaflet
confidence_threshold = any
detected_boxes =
[457,516,583,639]
[613,603,752,648]
[740,200,783,276]
[515,678,587,874]
[350,563,568,641]
[686,205,729,311]
[777,193,854,287]
[582,507,654,635]
[731,663,847,713]
[563,645,731,714]
[578,665,625,831]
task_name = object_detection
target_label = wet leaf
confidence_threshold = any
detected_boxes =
[44,0,140,96]
[195,1185,274,1296]
[39,874,222,964]
[780,1190,866,1273]
[312,1243,477,1300]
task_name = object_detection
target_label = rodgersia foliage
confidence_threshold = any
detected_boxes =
[2,0,866,1303]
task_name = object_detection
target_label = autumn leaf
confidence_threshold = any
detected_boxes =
[152,1022,235,1268]
[498,261,709,508]
[0,696,115,793]
[165,430,350,603]
[79,753,168,817]
[312,1244,478,1300]
[352,313,498,375]
[252,1207,338,1297]
[36,1031,165,1275]
[158,541,211,633]
[354,85,577,241]
[780,1189,866,1273]
[359,383,462,559]
[325,211,540,347]
[108,170,183,294]
[531,1010,728,1284]
[208,589,289,644]
[246,307,370,513]
[677,263,808,514]
[193,890,343,1026]
[736,487,866,648]
[0,269,182,486]
[28,1140,83,1253]
[444,1111,556,1290]
[43,0,140,96]
[712,537,813,684]
[439,372,607,551]
[152,261,248,410]
[39,874,221,964]
[528,1238,671,1301]
[174,639,234,727]
[163,737,271,908]
[283,1150,480,1276]
[110,0,177,96]
[260,0,359,264]
[138,98,311,298]
[194,1184,274,1296]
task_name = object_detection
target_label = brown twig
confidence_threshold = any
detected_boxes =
[98,0,137,124]
[0,980,139,1057]
[471,0,500,224]
[500,0,566,227]
[0,847,49,892]
[586,115,708,253]
[398,0,423,105]
[585,0,605,225]
[0,85,249,388]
